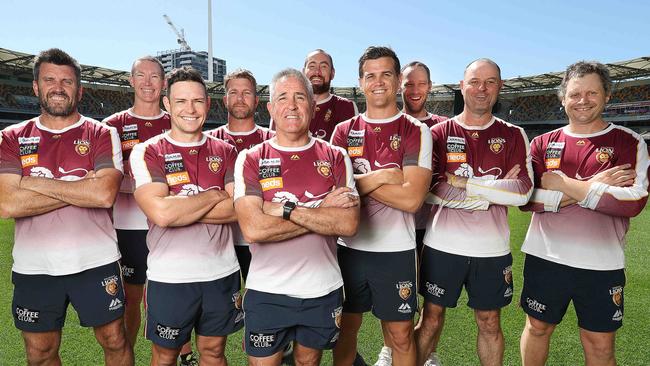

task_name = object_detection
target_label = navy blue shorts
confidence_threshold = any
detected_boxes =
[243,287,343,358]
[419,246,513,310]
[145,271,244,349]
[116,229,149,285]
[520,254,625,332]
[12,261,125,332]
[338,246,418,321]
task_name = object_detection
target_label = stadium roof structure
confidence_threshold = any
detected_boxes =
[2,47,650,97]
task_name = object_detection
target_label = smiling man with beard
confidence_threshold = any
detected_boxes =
[0,48,132,366]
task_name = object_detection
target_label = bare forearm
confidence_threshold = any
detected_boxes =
[243,213,309,242]
[354,172,386,196]
[22,175,119,208]
[369,182,428,213]
[0,188,68,218]
[199,198,237,224]
[290,206,359,237]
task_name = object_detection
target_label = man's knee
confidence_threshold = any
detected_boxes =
[23,334,60,364]
[420,303,445,331]
[475,310,502,335]
[581,330,616,362]
[94,319,129,351]
[384,321,414,352]
[524,316,555,338]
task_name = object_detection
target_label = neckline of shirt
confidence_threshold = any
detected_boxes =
[127,108,166,120]
[361,111,402,124]
[35,115,85,133]
[163,131,208,147]
[268,136,316,152]
[452,116,496,130]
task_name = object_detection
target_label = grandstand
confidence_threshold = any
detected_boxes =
[1,47,649,140]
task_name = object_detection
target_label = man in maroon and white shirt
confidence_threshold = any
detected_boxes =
[269,49,358,141]
[373,60,449,366]
[103,56,170,348]
[519,61,648,366]
[234,68,359,366]
[330,46,433,366]
[208,68,274,281]
[0,48,133,365]
[130,67,242,366]
[418,59,533,366]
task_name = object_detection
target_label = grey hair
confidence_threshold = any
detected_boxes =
[558,61,612,100]
[269,68,314,103]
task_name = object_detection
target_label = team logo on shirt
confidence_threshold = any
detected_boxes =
[164,153,191,186]
[389,134,401,151]
[332,306,342,328]
[610,286,623,307]
[18,136,40,168]
[576,139,586,146]
[347,130,365,157]
[446,136,467,163]
[235,138,244,144]
[189,149,198,155]
[207,156,223,173]
[314,160,332,178]
[488,137,506,154]
[101,275,119,296]
[74,139,91,156]
[52,134,61,139]
[396,281,413,300]
[544,142,565,169]
[145,121,153,127]
[259,158,283,191]
[324,109,332,122]
[290,154,300,160]
[470,131,480,139]
[121,124,139,151]
[596,147,614,164]
[373,126,381,133]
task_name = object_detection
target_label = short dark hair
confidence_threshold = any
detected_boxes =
[558,61,612,99]
[401,61,431,82]
[166,67,206,96]
[33,48,81,86]
[224,68,257,92]
[131,56,165,77]
[304,49,334,70]
[358,46,400,78]
[464,58,502,80]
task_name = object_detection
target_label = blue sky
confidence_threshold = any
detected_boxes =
[2,0,648,86]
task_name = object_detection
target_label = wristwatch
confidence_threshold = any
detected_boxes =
[282,201,297,220]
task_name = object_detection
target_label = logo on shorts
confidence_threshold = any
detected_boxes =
[249,332,276,348]
[425,282,445,298]
[232,292,242,310]
[121,266,134,278]
[609,286,623,307]
[526,297,547,314]
[398,303,412,314]
[503,266,513,285]
[612,309,623,322]
[101,275,119,296]
[396,281,413,300]
[74,139,91,156]
[15,306,39,323]
[332,306,342,329]
[109,298,123,311]
[156,324,180,340]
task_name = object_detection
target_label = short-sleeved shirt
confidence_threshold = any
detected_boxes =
[424,116,533,257]
[0,116,123,275]
[330,112,433,252]
[522,124,649,270]
[233,137,356,298]
[208,124,275,152]
[270,94,358,142]
[103,109,170,230]
[130,132,239,283]
[414,113,447,229]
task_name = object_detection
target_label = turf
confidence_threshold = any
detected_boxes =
[0,207,648,365]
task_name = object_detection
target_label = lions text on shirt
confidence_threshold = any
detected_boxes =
[130,132,239,283]
[0,116,123,275]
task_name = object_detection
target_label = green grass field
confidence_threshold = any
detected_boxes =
[0,208,648,365]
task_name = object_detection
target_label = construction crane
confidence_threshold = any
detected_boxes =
[163,14,191,51]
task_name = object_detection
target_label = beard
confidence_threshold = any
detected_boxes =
[403,98,426,115]
[310,79,331,95]
[39,90,78,117]
[227,104,255,119]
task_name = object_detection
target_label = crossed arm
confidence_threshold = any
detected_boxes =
[354,166,432,213]
[0,168,122,218]
[234,187,360,243]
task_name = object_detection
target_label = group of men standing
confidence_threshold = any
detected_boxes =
[0,45,647,366]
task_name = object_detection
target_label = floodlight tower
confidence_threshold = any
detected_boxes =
[207,0,214,82]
